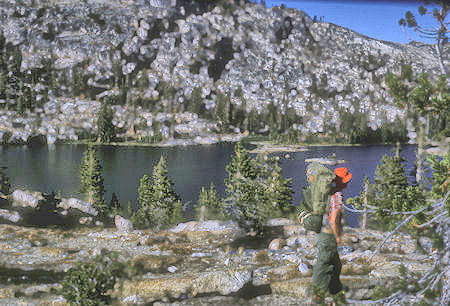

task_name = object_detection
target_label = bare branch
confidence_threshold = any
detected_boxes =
[418,211,447,228]
[370,206,429,260]
[347,291,403,305]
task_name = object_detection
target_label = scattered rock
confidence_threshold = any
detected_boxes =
[268,238,285,250]
[115,215,134,233]
[79,216,93,225]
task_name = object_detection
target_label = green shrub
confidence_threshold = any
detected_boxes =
[59,253,126,305]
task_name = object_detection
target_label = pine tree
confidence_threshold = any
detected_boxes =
[110,192,120,210]
[223,143,294,234]
[152,156,181,216]
[386,68,449,183]
[266,100,279,137]
[265,159,294,215]
[79,145,108,215]
[0,65,6,100]
[187,87,206,116]
[134,156,183,229]
[0,166,11,196]
[214,91,228,132]
[195,183,223,220]
[368,153,426,230]
[247,108,260,134]
[427,151,450,203]
[16,80,25,114]
[79,145,94,194]
[138,174,152,210]
[399,1,448,75]
[225,142,258,189]
[97,98,115,143]
[72,65,83,97]
[133,174,153,228]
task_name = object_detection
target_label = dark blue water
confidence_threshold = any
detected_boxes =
[0,143,417,224]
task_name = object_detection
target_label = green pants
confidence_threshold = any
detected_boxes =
[312,232,343,295]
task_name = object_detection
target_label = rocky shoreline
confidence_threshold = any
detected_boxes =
[0,97,246,147]
[0,189,438,305]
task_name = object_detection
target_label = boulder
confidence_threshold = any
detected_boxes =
[169,220,244,243]
[0,209,22,223]
[12,190,42,208]
[267,218,296,226]
[120,269,252,303]
[59,198,98,216]
[115,215,134,233]
[253,264,306,286]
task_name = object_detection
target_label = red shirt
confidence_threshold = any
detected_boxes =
[328,192,344,224]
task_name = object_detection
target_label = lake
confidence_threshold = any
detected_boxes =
[0,143,417,225]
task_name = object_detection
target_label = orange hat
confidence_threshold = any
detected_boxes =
[334,167,352,183]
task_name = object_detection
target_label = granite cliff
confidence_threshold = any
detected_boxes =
[0,0,447,145]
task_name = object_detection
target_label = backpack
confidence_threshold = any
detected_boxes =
[298,162,336,233]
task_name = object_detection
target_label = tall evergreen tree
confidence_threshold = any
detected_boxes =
[214,91,229,132]
[97,98,115,143]
[187,87,206,116]
[265,158,294,215]
[133,174,153,228]
[368,153,426,230]
[110,192,120,210]
[134,156,183,229]
[195,183,223,221]
[0,70,6,101]
[151,156,181,216]
[223,143,294,234]
[0,42,6,100]
[138,174,153,210]
[0,166,11,197]
[79,145,108,215]
[386,68,449,183]
[72,65,83,97]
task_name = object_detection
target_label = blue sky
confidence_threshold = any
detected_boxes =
[249,0,441,44]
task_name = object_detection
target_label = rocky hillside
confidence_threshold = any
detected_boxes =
[0,190,438,305]
[0,0,447,145]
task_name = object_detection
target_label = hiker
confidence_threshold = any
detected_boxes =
[297,163,352,304]
[311,167,352,304]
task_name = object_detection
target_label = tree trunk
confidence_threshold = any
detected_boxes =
[361,181,368,230]
[435,43,447,76]
[199,205,206,222]
[88,190,94,205]
[416,123,425,184]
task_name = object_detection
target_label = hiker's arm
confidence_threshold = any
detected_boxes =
[329,209,343,245]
